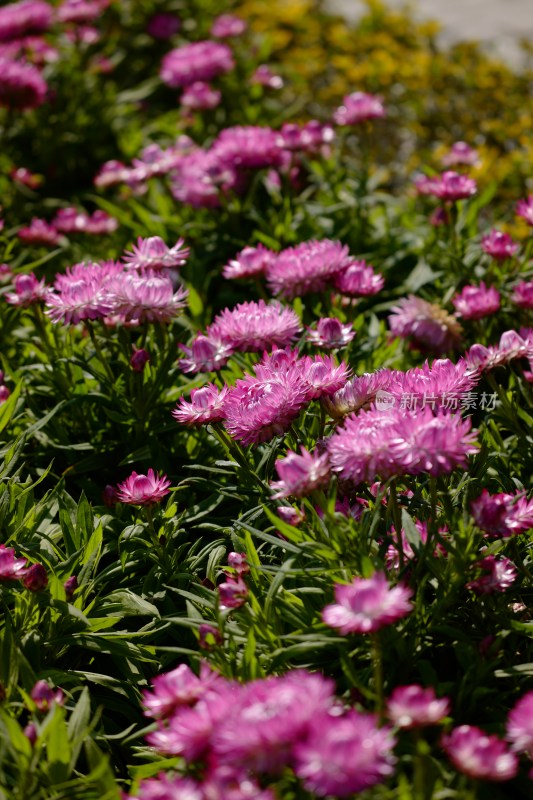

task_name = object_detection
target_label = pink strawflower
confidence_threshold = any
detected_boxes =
[227,552,249,575]
[333,91,386,126]
[172,384,228,426]
[160,41,234,88]
[322,370,395,419]
[270,447,330,499]
[466,555,517,594]
[276,506,305,526]
[441,141,479,167]
[11,166,41,187]
[464,329,533,374]
[218,574,248,609]
[307,317,355,349]
[109,270,188,325]
[0,57,47,109]
[115,469,171,506]
[0,1,52,42]
[5,272,47,306]
[481,229,519,260]
[170,148,239,208]
[210,14,246,38]
[277,120,334,154]
[442,725,518,781]
[298,354,350,399]
[333,259,385,296]
[207,299,301,353]
[0,544,28,581]
[387,358,478,408]
[122,236,189,272]
[222,244,276,280]
[22,563,47,591]
[389,295,463,353]
[93,159,130,189]
[18,218,60,246]
[507,692,533,758]
[126,775,203,800]
[327,407,478,484]
[45,259,121,325]
[181,81,221,110]
[146,12,180,40]
[211,671,334,773]
[516,195,533,225]
[223,373,308,446]
[294,709,396,797]
[511,280,533,309]
[471,489,533,537]
[130,348,149,373]
[30,680,63,711]
[251,64,284,89]
[415,170,477,202]
[56,0,109,25]
[266,239,352,299]
[452,282,500,320]
[211,125,284,170]
[323,573,412,634]
[143,664,207,720]
[387,685,450,729]
[52,207,117,235]
[178,334,233,374]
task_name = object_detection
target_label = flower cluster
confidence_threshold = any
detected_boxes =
[471,489,533,537]
[138,664,396,799]
[322,572,413,634]
[160,40,235,88]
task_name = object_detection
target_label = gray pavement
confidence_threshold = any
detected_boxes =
[328,0,533,65]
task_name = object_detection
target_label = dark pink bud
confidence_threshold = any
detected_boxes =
[227,552,249,575]
[22,563,47,592]
[218,575,248,609]
[30,680,63,712]
[24,723,37,746]
[0,386,9,404]
[63,575,78,600]
[102,484,117,506]
[199,623,222,650]
[130,348,150,372]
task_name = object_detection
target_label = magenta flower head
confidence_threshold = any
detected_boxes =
[5,272,48,306]
[130,347,150,373]
[512,280,533,310]
[294,709,396,797]
[387,685,450,729]
[442,725,518,781]
[218,574,248,609]
[63,574,78,600]
[227,552,249,575]
[277,506,305,526]
[143,663,205,720]
[30,680,64,712]
[0,544,28,581]
[18,217,60,246]
[441,141,480,167]
[466,555,517,595]
[178,334,233,373]
[333,91,386,126]
[0,386,11,404]
[0,58,47,109]
[270,447,330,499]
[322,572,413,634]
[22,563,48,591]
[415,170,477,202]
[160,41,234,88]
[210,14,246,38]
[207,299,301,353]
[516,195,533,225]
[172,383,228,426]
[471,489,533,537]
[452,282,500,320]
[333,260,385,296]
[307,317,355,349]
[266,239,352,299]
[109,270,189,325]
[222,243,276,280]
[211,125,284,170]
[322,370,395,419]
[146,12,180,40]
[388,295,462,353]
[115,469,171,506]
[0,1,53,42]
[507,691,533,758]
[481,229,519,261]
[252,64,284,89]
[181,81,221,111]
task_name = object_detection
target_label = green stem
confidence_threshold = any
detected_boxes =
[85,322,115,384]
[389,480,404,569]
[371,632,384,722]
